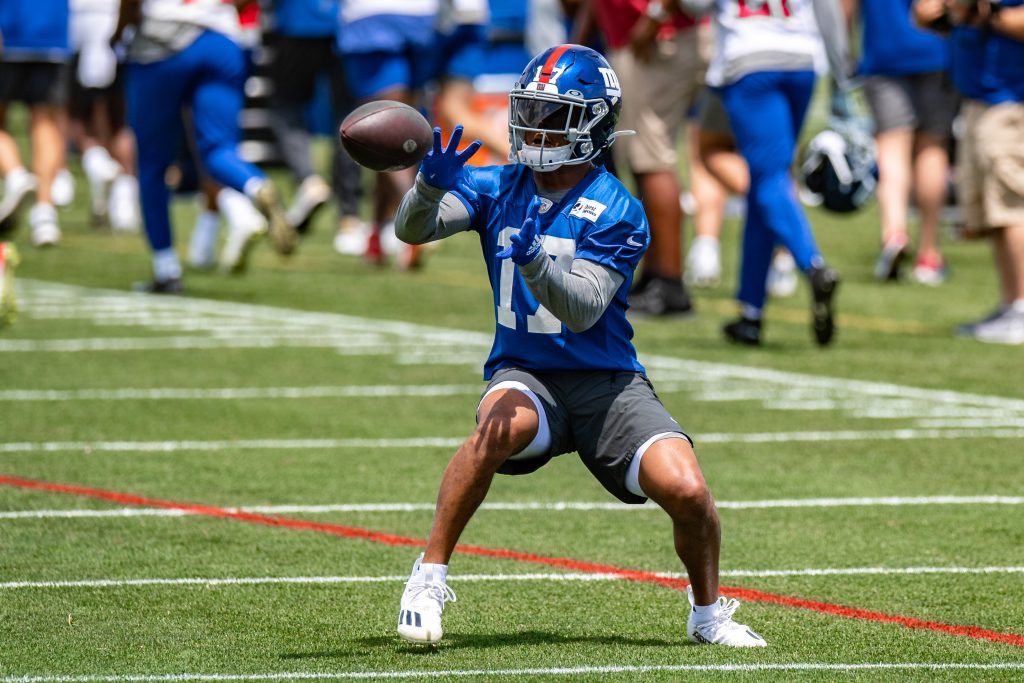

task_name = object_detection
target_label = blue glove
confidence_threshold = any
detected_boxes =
[497,197,544,266]
[419,125,482,192]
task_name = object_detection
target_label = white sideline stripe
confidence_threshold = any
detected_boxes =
[2,495,1022,520]
[3,566,1024,590]
[4,427,1024,456]
[4,663,1024,681]
[0,385,481,401]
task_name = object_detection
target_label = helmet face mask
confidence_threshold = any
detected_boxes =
[508,45,624,172]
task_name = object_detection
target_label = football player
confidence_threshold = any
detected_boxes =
[393,44,766,648]
[112,0,296,293]
[678,0,849,346]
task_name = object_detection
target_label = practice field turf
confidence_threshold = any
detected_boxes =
[2,146,1024,682]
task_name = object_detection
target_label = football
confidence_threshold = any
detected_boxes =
[339,101,433,172]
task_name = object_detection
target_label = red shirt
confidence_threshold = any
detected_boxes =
[592,0,701,50]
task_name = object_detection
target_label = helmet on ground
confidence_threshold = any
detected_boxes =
[508,44,628,172]
[799,118,878,214]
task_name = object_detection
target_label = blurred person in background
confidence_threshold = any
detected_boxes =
[114,0,296,293]
[679,0,849,346]
[846,0,958,286]
[265,0,365,248]
[590,0,705,317]
[0,0,70,247]
[336,0,439,269]
[68,0,140,233]
[914,0,1024,344]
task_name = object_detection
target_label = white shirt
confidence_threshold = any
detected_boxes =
[341,0,439,23]
[141,0,241,38]
[705,0,826,87]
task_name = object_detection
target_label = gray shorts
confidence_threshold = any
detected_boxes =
[0,61,69,106]
[696,88,733,138]
[482,368,690,504]
[863,71,959,138]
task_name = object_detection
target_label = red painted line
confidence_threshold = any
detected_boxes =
[3,473,1022,648]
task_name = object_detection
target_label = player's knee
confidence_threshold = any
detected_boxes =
[470,392,539,462]
[660,475,713,517]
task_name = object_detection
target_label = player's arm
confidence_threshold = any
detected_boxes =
[990,2,1024,40]
[394,174,476,244]
[812,0,853,91]
[498,198,625,333]
[395,126,482,245]
[520,256,625,333]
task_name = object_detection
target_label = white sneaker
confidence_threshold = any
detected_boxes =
[766,250,798,298]
[109,175,141,232]
[83,147,121,225]
[685,236,721,288]
[189,210,221,270]
[51,168,76,208]
[686,586,766,647]
[285,174,331,234]
[334,215,370,255]
[0,169,38,228]
[219,203,267,274]
[973,309,1024,346]
[397,554,456,644]
[29,203,61,247]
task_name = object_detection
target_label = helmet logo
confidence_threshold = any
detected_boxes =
[527,65,566,95]
[598,68,621,97]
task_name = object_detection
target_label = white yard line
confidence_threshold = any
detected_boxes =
[4,663,1024,682]
[4,426,1024,456]
[1,495,1022,520]
[3,566,1024,590]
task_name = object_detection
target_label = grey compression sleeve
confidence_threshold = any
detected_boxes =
[519,253,625,333]
[394,173,474,245]
[811,0,851,90]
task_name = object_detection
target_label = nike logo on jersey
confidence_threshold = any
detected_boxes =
[569,198,607,222]
[627,235,644,248]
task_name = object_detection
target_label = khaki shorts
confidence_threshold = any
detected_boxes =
[958,100,1024,229]
[609,28,707,174]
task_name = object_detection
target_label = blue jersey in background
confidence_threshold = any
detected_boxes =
[858,0,949,76]
[951,1,1024,105]
[0,0,69,61]
[273,0,339,38]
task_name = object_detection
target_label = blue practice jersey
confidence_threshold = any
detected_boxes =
[858,0,949,77]
[0,0,69,61]
[459,164,649,379]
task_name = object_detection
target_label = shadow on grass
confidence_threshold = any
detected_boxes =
[280,630,680,660]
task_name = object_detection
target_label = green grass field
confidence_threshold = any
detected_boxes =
[1,126,1023,682]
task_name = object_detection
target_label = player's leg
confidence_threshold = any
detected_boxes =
[126,56,188,290]
[189,31,294,256]
[399,374,554,644]
[911,130,949,284]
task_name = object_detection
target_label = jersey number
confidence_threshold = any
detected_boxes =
[735,0,791,18]
[497,230,576,334]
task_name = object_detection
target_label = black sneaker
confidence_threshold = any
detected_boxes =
[809,266,840,346]
[723,316,762,345]
[133,277,184,295]
[629,276,694,316]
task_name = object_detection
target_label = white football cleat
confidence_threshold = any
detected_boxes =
[0,169,38,229]
[51,168,76,208]
[685,236,721,288]
[766,250,797,299]
[397,554,456,644]
[219,205,267,275]
[334,215,370,255]
[109,175,141,233]
[29,203,61,247]
[285,174,331,234]
[686,586,766,647]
